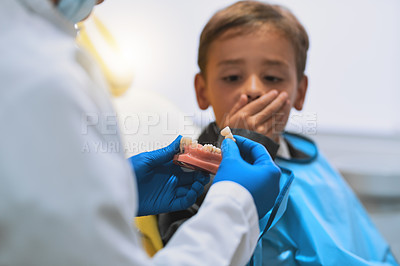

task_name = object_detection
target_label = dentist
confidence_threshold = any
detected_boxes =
[0,0,281,265]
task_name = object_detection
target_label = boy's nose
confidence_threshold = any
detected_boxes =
[244,76,264,102]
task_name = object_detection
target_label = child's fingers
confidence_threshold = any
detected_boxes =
[256,99,291,135]
[238,90,279,118]
[222,94,248,128]
[229,94,248,116]
[254,92,288,126]
[224,91,286,132]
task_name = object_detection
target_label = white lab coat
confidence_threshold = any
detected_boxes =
[0,0,259,265]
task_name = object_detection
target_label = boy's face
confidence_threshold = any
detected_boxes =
[195,27,308,142]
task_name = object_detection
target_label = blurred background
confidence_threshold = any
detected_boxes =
[82,0,400,258]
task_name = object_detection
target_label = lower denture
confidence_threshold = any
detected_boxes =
[173,143,222,175]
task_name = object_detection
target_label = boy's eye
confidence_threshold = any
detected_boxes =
[222,75,241,82]
[264,76,282,83]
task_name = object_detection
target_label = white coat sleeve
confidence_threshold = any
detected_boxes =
[0,69,259,266]
[154,181,260,266]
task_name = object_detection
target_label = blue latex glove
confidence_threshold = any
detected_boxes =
[129,136,210,216]
[214,135,281,219]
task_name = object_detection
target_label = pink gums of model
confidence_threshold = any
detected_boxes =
[173,143,222,175]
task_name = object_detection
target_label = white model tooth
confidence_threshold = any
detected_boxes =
[202,145,208,151]
[226,134,236,141]
[220,126,231,137]
[215,148,221,154]
[191,140,198,148]
[180,137,192,153]
[204,144,210,152]
[220,126,236,141]
[185,137,193,145]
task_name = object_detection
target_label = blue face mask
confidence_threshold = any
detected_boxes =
[57,0,97,24]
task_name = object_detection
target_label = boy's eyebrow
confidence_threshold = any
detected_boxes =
[262,59,289,67]
[217,59,245,66]
[217,59,289,67]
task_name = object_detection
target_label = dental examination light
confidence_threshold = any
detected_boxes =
[77,15,134,97]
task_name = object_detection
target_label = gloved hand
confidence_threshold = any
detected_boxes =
[129,136,210,216]
[214,135,281,219]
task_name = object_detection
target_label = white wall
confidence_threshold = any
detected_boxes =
[93,0,400,136]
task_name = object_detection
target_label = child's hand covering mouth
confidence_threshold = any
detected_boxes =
[220,90,290,142]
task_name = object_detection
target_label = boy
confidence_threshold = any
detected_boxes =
[158,1,398,265]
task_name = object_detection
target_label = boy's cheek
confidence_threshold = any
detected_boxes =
[214,94,239,113]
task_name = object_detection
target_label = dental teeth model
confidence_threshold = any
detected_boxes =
[173,137,222,175]
[173,127,235,175]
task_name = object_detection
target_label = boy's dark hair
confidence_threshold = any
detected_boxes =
[198,0,309,80]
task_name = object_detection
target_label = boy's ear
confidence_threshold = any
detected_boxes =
[194,73,210,110]
[294,75,308,111]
